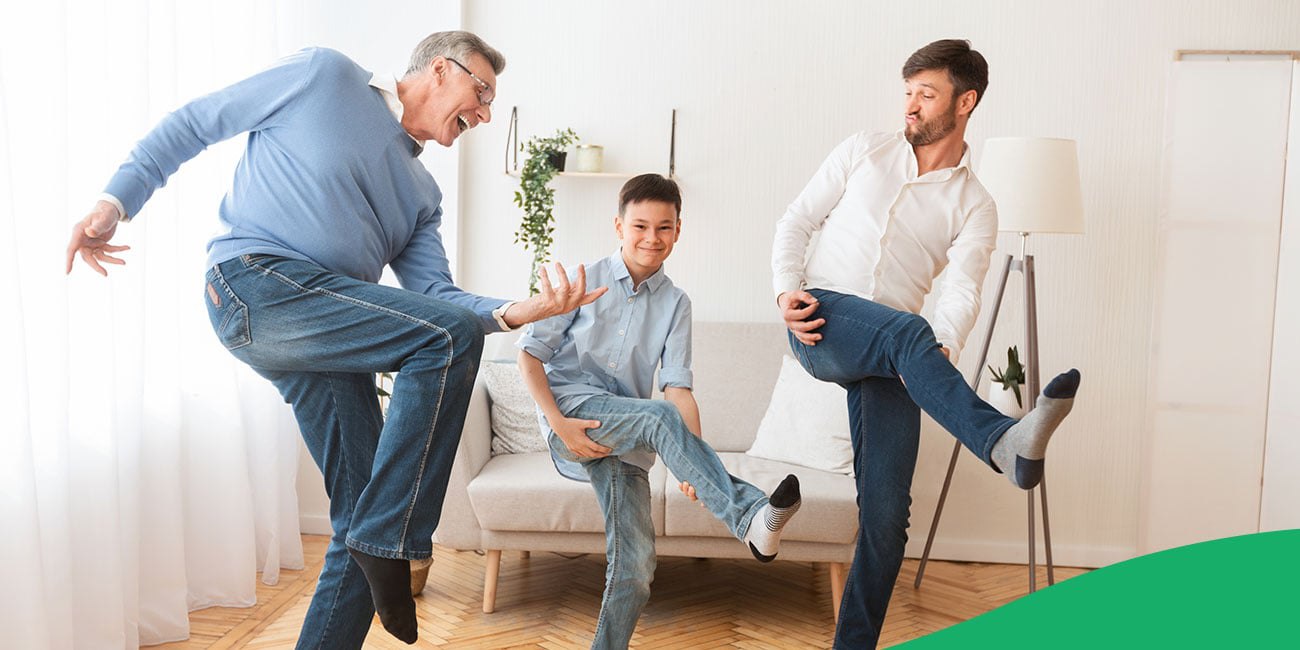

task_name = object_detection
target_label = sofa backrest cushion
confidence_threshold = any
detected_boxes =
[689,322,789,452]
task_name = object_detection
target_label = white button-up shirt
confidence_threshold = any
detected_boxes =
[772,130,997,362]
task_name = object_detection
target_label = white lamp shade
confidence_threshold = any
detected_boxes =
[977,137,1085,234]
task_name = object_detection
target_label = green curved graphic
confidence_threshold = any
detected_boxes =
[900,529,1300,649]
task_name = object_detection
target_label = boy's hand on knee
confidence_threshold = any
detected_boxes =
[553,416,611,458]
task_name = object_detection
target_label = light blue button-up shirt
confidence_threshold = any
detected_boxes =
[517,250,693,481]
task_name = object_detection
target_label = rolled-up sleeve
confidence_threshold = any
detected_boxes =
[658,295,693,391]
[516,309,577,364]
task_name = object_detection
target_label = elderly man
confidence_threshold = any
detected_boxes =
[772,39,1081,649]
[65,31,604,648]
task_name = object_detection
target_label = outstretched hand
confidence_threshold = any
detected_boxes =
[503,262,608,327]
[66,200,130,276]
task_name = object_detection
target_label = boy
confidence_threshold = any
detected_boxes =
[517,174,802,649]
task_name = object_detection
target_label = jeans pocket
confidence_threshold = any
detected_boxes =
[205,267,252,351]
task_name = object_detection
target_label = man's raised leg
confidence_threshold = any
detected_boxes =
[212,255,486,645]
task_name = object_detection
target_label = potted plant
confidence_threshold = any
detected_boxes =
[987,345,1027,418]
[513,128,579,295]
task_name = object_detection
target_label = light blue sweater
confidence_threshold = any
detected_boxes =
[103,47,507,331]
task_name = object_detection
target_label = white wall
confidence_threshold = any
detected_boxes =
[1141,59,1292,553]
[457,0,1300,567]
[1260,62,1300,533]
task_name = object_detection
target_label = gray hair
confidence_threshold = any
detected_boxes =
[405,31,506,78]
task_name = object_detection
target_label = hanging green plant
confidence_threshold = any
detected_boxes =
[513,128,579,295]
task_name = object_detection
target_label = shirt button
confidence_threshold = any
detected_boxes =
[608,362,616,369]
[627,297,634,303]
[618,330,625,336]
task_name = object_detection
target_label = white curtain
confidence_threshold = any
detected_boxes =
[0,1,307,647]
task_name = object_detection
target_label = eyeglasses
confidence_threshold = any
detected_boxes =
[446,58,495,107]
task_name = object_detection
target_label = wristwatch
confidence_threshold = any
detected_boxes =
[492,301,518,331]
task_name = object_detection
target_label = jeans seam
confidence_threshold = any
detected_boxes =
[400,354,452,553]
[315,373,351,648]
[595,461,621,640]
[252,261,456,334]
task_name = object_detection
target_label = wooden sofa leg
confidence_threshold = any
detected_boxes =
[483,550,502,614]
[829,562,848,623]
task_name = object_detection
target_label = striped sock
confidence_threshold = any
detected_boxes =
[744,474,802,563]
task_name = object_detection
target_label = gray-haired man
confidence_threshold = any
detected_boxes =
[66,31,605,647]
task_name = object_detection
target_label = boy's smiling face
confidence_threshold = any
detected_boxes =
[616,200,681,280]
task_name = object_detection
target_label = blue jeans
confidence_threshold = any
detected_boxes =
[204,255,485,650]
[788,290,1014,650]
[549,395,769,649]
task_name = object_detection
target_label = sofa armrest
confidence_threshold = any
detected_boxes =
[432,369,493,550]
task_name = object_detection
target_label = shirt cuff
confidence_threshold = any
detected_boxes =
[658,367,693,391]
[492,301,519,332]
[97,193,129,222]
[515,334,556,364]
[773,273,803,300]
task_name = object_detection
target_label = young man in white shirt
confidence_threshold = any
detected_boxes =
[771,40,1081,649]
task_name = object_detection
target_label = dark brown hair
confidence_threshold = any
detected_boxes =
[618,173,682,218]
[902,39,989,111]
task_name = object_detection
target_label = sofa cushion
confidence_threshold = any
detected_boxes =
[467,452,667,535]
[481,361,549,456]
[746,355,854,476]
[691,322,788,453]
[663,452,859,545]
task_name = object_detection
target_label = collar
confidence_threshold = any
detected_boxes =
[897,129,972,183]
[609,249,668,294]
[369,73,425,155]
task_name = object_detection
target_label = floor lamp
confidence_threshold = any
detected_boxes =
[914,137,1085,593]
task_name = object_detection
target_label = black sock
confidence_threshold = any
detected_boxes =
[347,547,418,644]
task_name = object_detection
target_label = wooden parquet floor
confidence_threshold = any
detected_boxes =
[148,535,1087,649]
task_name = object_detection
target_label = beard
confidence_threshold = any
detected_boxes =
[904,104,958,146]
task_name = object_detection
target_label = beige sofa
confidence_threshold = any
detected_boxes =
[430,322,859,618]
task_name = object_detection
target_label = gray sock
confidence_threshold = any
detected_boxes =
[744,474,801,563]
[990,369,1081,490]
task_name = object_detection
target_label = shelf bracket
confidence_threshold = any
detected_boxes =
[505,106,519,174]
[669,109,677,178]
